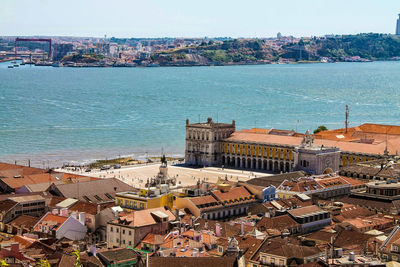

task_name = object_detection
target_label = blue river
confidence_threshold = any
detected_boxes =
[0,61,399,166]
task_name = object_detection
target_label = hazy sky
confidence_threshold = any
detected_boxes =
[1,0,399,38]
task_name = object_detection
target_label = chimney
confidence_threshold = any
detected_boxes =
[215,223,221,237]
[186,119,189,125]
[232,120,236,128]
[97,204,101,214]
[241,221,245,235]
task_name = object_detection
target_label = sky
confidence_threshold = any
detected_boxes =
[1,0,399,38]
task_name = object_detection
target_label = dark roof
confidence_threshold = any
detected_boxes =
[0,199,17,212]
[7,215,40,229]
[340,159,400,179]
[304,229,372,254]
[48,178,135,203]
[148,257,238,267]
[337,195,399,212]
[195,218,241,238]
[252,237,320,261]
[256,215,300,230]
[236,236,263,261]
[246,171,307,188]
[98,248,137,263]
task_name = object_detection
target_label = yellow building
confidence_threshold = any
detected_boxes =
[115,163,177,211]
[115,189,174,212]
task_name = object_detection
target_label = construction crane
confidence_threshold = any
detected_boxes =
[14,38,52,59]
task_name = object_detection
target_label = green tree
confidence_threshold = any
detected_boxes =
[314,125,328,134]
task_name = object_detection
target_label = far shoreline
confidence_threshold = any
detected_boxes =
[3,58,399,69]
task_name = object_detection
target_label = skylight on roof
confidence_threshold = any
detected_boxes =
[94,195,103,201]
[82,196,92,203]
[105,193,113,200]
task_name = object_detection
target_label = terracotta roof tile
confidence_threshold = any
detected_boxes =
[69,201,114,215]
[256,214,300,230]
[112,207,176,228]
[34,213,68,231]
[226,128,396,155]
[8,215,40,229]
[212,186,254,202]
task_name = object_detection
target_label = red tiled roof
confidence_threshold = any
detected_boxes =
[256,214,300,230]
[190,195,219,206]
[69,201,114,215]
[226,128,396,155]
[316,176,348,188]
[0,163,45,177]
[34,213,68,231]
[212,186,253,202]
[278,179,322,193]
[8,215,40,229]
[340,176,365,187]
[112,207,175,228]
[141,233,165,245]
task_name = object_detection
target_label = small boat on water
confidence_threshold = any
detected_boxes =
[13,64,19,67]
[8,65,14,68]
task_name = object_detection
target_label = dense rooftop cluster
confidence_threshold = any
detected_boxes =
[1,123,400,266]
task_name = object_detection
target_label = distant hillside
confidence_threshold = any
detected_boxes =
[61,54,104,63]
[150,34,400,65]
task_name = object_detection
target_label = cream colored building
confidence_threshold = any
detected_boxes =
[185,119,387,172]
[185,117,235,166]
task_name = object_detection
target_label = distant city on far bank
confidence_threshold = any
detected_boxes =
[2,27,400,68]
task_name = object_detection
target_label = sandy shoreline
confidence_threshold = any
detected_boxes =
[0,149,184,169]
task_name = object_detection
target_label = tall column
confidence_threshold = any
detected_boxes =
[261,160,264,170]
[235,157,238,168]
[255,158,259,169]
[245,157,248,169]
[272,160,275,172]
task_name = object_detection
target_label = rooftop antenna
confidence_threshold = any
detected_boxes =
[345,105,349,134]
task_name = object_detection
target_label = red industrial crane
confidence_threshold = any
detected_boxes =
[14,38,52,59]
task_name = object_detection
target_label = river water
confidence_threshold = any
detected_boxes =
[1,61,399,167]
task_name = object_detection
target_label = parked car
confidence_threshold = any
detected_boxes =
[101,165,111,170]
[113,164,121,169]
